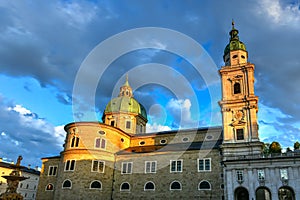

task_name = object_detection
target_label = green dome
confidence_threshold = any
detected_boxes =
[104,96,147,120]
[224,23,247,56]
[224,40,246,56]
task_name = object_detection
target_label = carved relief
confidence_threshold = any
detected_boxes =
[70,127,79,136]
[231,110,246,126]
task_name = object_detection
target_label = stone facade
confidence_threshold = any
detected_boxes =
[220,22,300,200]
[223,154,300,200]
[36,23,300,200]
[36,127,224,200]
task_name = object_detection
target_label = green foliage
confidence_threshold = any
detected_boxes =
[269,141,282,154]
[294,141,300,150]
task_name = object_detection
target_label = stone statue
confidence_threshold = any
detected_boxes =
[16,156,22,167]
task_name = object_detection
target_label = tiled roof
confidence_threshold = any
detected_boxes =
[117,139,223,154]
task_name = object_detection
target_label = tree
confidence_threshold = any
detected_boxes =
[286,147,292,152]
[269,141,282,154]
[294,141,300,150]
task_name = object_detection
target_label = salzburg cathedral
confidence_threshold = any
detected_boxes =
[36,23,300,200]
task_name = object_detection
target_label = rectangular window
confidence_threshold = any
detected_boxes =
[257,169,265,180]
[126,121,131,129]
[170,160,182,173]
[91,160,105,173]
[48,166,58,176]
[236,129,244,140]
[145,161,157,173]
[236,170,244,182]
[65,160,75,171]
[280,169,288,180]
[95,138,101,148]
[110,121,115,127]
[121,162,133,174]
[95,138,106,149]
[198,158,211,172]
[101,138,106,149]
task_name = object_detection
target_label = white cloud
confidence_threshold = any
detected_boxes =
[259,0,300,25]
[8,105,55,134]
[0,101,64,166]
[8,104,31,115]
[54,125,66,145]
[58,2,98,27]
[146,123,171,133]
[166,98,197,128]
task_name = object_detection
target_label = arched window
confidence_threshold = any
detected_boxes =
[198,180,211,190]
[234,82,241,94]
[256,187,271,200]
[170,181,182,190]
[235,187,249,200]
[62,180,72,189]
[278,186,295,200]
[120,182,130,191]
[45,183,54,191]
[90,180,102,190]
[71,136,79,147]
[144,181,155,191]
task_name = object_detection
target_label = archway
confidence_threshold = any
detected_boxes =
[278,186,295,200]
[235,187,249,200]
[256,187,271,200]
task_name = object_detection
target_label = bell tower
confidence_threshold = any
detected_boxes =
[219,21,263,158]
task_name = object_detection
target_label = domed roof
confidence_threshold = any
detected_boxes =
[104,96,147,120]
[224,21,247,56]
[103,75,147,120]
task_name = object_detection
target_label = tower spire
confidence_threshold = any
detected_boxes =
[229,20,239,41]
[223,21,247,66]
[125,74,129,86]
[119,74,133,97]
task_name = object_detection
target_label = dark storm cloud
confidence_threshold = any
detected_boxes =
[0,1,299,144]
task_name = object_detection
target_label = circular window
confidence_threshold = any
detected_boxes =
[160,139,167,144]
[182,137,189,142]
[98,131,105,135]
[206,135,213,140]
[139,141,145,145]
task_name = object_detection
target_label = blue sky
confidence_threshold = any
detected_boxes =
[0,0,300,167]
